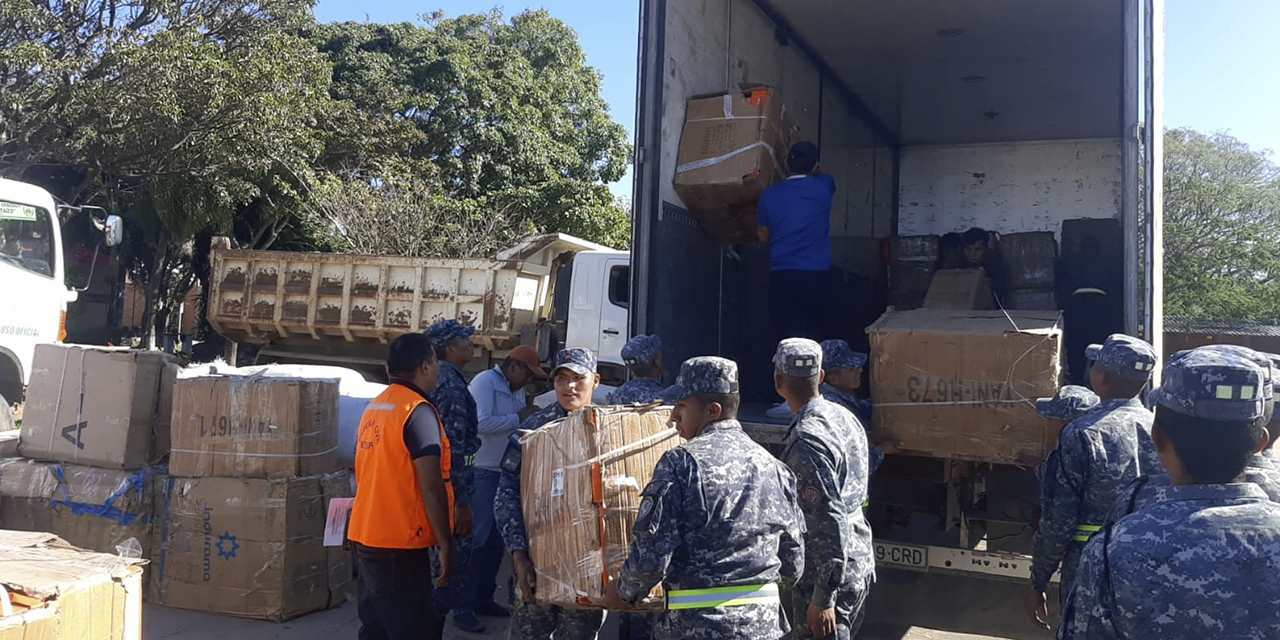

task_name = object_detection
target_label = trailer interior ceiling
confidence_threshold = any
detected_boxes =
[769,0,1125,145]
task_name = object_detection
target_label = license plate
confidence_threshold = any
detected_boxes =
[874,541,928,569]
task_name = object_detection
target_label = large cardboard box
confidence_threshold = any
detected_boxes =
[20,345,176,469]
[0,459,161,559]
[522,405,679,609]
[0,531,144,640]
[923,269,995,310]
[888,235,940,310]
[868,309,1063,465]
[149,472,351,621]
[169,376,339,479]
[1009,288,1059,311]
[673,85,795,241]
[1001,231,1057,289]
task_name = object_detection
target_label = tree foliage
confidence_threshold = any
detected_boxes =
[1164,128,1280,322]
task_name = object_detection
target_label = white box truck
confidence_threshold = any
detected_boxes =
[628,0,1164,590]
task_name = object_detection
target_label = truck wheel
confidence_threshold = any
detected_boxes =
[0,396,14,431]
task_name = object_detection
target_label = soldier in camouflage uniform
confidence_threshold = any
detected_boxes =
[1107,347,1280,519]
[1027,334,1160,629]
[819,339,891,474]
[608,335,671,406]
[1035,386,1101,425]
[604,357,806,640]
[775,339,874,640]
[494,348,605,640]
[1060,348,1280,639]
[424,320,483,632]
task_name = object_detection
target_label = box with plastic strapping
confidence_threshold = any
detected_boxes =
[0,531,144,640]
[0,458,163,561]
[521,404,679,610]
[868,309,1064,465]
[169,375,340,479]
[673,84,796,240]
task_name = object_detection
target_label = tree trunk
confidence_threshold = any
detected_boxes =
[140,227,169,351]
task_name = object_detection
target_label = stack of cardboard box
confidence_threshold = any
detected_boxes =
[0,344,178,563]
[1001,231,1060,311]
[151,374,352,621]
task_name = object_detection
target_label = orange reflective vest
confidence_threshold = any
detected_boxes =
[349,383,454,549]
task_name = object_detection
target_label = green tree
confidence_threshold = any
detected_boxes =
[305,9,632,249]
[1164,128,1280,321]
[0,0,332,345]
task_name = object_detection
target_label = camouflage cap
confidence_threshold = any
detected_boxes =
[552,347,597,377]
[1197,345,1275,401]
[820,339,868,371]
[1035,385,1101,421]
[621,334,662,367]
[773,338,823,379]
[423,319,475,348]
[669,356,739,402]
[1149,348,1267,422]
[1086,334,1158,381]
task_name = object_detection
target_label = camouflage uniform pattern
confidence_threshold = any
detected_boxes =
[608,377,670,405]
[424,320,482,615]
[1030,396,1158,599]
[1061,349,1280,639]
[1245,452,1280,501]
[622,334,662,368]
[1035,386,1101,422]
[494,348,603,640]
[782,397,874,640]
[819,339,867,371]
[616,357,806,640]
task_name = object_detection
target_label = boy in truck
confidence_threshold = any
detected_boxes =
[1059,348,1280,639]
[1025,334,1159,630]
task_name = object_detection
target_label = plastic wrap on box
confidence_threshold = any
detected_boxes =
[521,405,680,610]
[169,375,340,479]
[149,471,351,620]
[0,458,163,559]
[868,309,1063,465]
[1000,231,1057,289]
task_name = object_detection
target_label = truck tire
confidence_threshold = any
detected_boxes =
[0,395,14,431]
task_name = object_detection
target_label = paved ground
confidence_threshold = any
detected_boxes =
[144,567,1057,640]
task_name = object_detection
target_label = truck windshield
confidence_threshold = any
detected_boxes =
[0,200,55,278]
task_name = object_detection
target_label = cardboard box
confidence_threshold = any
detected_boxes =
[0,531,144,640]
[0,459,161,559]
[923,269,995,310]
[0,431,18,458]
[888,236,939,310]
[1009,288,1059,311]
[169,376,339,479]
[150,473,350,621]
[673,85,795,241]
[1001,231,1057,289]
[20,345,176,469]
[868,309,1064,465]
[522,405,679,609]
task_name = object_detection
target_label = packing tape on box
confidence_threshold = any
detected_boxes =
[561,428,680,471]
[168,444,340,458]
[675,141,781,176]
[48,464,161,527]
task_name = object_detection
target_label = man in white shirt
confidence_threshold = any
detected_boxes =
[464,345,545,618]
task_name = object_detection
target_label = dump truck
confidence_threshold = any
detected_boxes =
[627,0,1164,605]
[207,233,631,381]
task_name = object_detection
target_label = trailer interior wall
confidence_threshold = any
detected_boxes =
[898,140,1123,237]
[636,0,1136,399]
[642,0,895,397]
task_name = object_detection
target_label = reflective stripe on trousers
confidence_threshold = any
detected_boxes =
[666,583,779,610]
[1073,524,1103,543]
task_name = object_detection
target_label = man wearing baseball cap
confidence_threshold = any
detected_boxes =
[1026,334,1160,629]
[464,344,546,624]
[1034,386,1101,432]
[1060,348,1280,639]
[605,356,804,640]
[494,348,605,639]
[608,334,670,405]
[423,320,483,631]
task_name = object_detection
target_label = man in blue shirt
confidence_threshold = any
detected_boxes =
[757,141,835,347]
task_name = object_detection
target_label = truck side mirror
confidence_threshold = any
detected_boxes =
[103,215,123,247]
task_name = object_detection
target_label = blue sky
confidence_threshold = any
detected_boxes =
[314,0,1280,199]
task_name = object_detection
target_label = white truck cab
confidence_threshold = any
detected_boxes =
[0,178,120,426]
[563,250,631,374]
